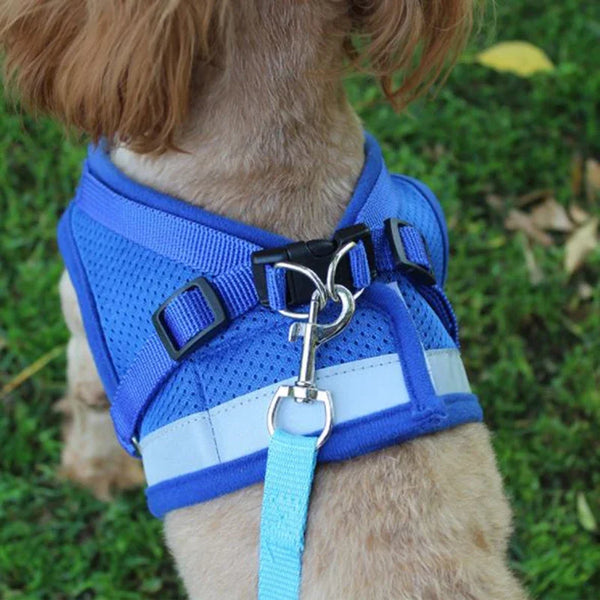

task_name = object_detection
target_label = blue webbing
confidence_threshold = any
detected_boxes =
[399,226,430,270]
[258,430,319,600]
[349,241,372,289]
[110,334,175,453]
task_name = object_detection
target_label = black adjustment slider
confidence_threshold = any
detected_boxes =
[152,277,228,360]
[384,218,436,285]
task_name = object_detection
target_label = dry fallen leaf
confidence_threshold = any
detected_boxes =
[505,209,553,246]
[565,218,599,275]
[569,204,590,225]
[585,158,600,201]
[521,237,544,285]
[486,194,504,211]
[476,41,555,77]
[577,282,594,300]
[517,189,554,208]
[530,198,573,232]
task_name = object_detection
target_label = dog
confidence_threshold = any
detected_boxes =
[0,1,529,598]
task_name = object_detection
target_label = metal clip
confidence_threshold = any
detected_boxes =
[267,285,356,449]
[266,245,359,449]
[267,291,335,448]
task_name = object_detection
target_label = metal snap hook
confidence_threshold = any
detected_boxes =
[288,284,356,348]
[266,251,358,450]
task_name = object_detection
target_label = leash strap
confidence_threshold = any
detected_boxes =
[258,430,319,600]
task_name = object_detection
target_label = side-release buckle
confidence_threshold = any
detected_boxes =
[251,224,375,308]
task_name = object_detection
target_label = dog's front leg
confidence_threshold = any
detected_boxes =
[57,271,144,500]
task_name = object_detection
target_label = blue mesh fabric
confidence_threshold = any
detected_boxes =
[396,278,454,350]
[71,207,197,375]
[136,304,398,436]
[141,361,205,437]
[196,304,397,410]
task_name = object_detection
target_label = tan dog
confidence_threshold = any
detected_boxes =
[1,1,528,598]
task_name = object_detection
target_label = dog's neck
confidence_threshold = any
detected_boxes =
[112,1,364,240]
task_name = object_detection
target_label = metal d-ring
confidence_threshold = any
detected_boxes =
[266,281,356,450]
[273,261,328,320]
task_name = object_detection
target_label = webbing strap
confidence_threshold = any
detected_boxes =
[258,430,319,600]
[399,226,430,271]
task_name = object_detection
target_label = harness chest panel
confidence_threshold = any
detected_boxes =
[58,134,482,518]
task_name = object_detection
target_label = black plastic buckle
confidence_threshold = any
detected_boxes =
[384,218,436,285]
[152,277,227,360]
[252,224,376,308]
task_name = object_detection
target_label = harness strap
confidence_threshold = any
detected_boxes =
[258,431,318,600]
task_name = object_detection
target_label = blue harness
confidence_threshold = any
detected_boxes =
[58,134,482,596]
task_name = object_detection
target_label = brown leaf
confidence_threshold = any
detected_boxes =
[485,194,504,211]
[521,237,544,285]
[586,158,600,202]
[505,209,553,246]
[577,282,594,300]
[530,198,573,232]
[569,204,590,225]
[517,188,554,208]
[565,218,599,275]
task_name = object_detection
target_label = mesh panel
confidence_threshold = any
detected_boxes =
[198,305,397,409]
[72,208,197,375]
[141,361,205,437]
[396,279,454,349]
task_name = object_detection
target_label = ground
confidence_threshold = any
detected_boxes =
[1,1,598,598]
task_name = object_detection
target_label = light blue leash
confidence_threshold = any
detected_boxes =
[258,258,357,600]
[258,430,319,600]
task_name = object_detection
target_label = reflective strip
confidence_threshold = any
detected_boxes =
[140,349,470,486]
[425,348,471,395]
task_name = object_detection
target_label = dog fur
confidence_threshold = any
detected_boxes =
[1,1,528,597]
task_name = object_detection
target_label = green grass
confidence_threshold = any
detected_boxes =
[1,1,599,598]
